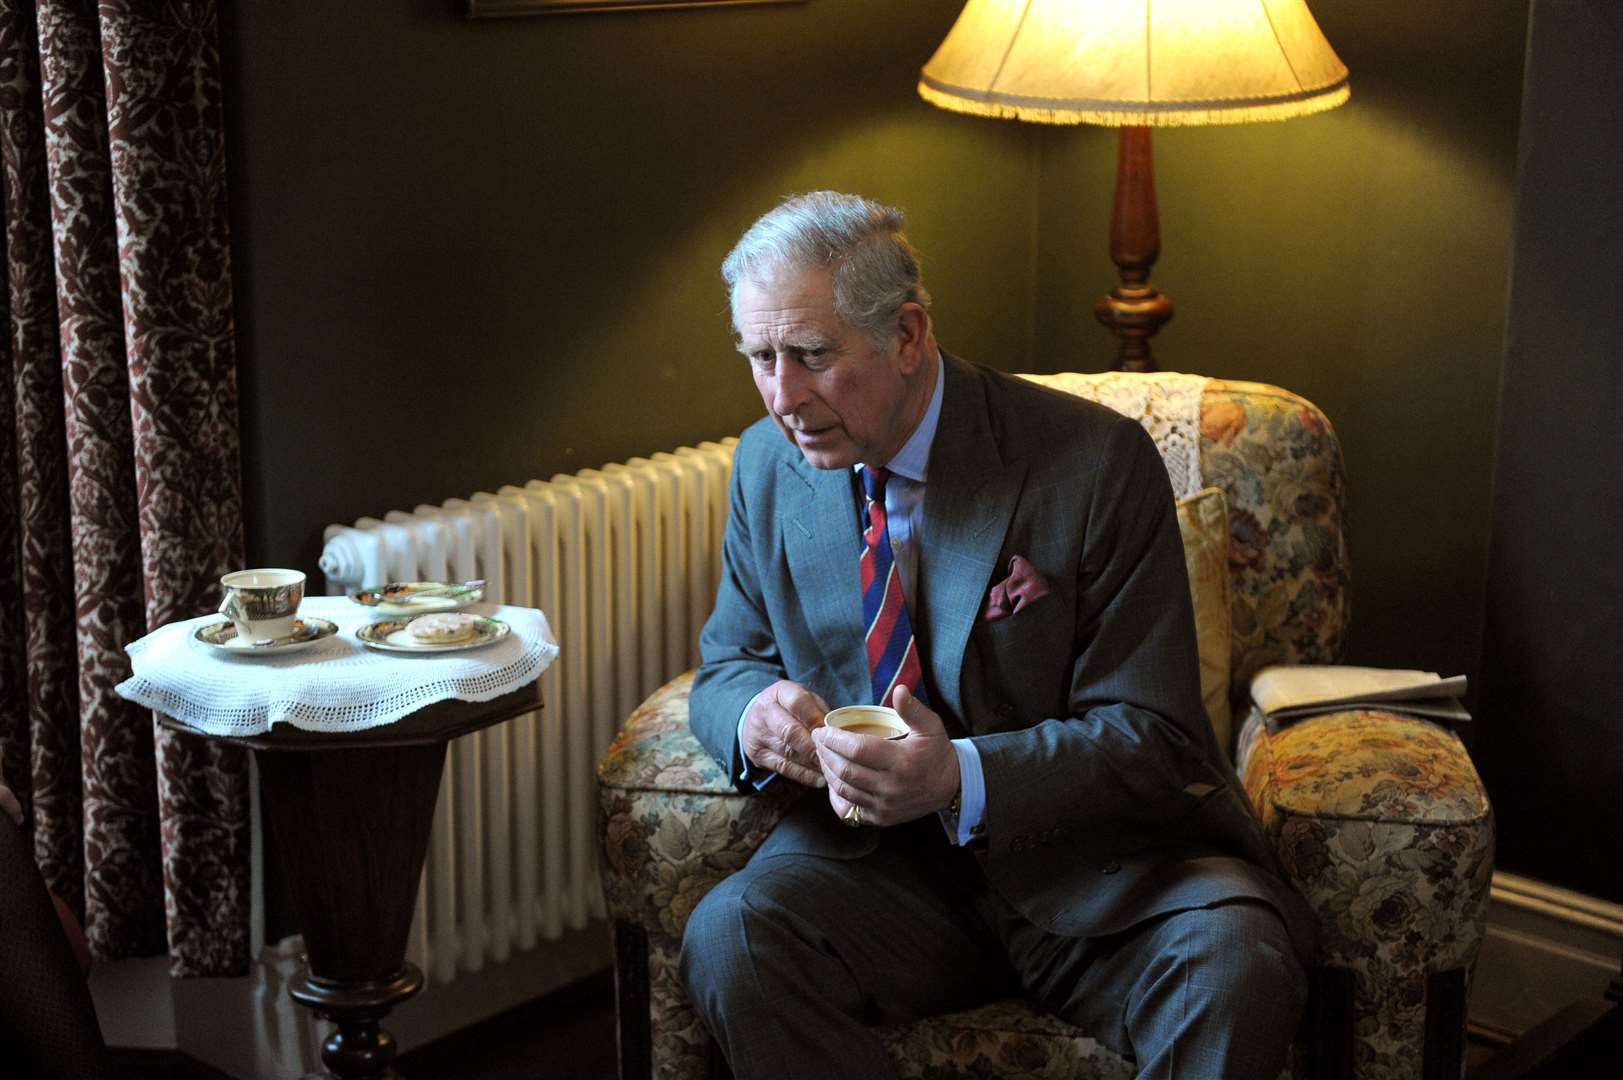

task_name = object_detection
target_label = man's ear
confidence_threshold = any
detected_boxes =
[893,302,931,374]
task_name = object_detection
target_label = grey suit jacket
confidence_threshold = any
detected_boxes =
[691,353,1314,954]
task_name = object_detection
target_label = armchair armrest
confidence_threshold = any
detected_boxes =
[597,672,798,1080]
[597,672,798,935]
[1237,706,1495,1078]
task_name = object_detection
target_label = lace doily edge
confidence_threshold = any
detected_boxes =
[111,658,551,739]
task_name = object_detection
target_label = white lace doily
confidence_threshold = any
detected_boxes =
[1019,371,1209,499]
[114,597,559,737]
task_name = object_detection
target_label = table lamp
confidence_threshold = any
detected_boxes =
[919,0,1349,371]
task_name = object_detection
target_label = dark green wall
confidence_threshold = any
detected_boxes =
[232,3,1619,900]
[1476,0,1623,905]
[1027,0,1528,686]
[225,0,1038,577]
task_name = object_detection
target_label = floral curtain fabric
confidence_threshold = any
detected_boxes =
[0,0,247,976]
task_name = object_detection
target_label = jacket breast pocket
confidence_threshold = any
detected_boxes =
[971,595,1072,717]
[981,590,1059,655]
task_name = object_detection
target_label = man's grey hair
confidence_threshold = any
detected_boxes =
[722,191,931,347]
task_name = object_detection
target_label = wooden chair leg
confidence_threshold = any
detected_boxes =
[1305,963,1468,1080]
[1307,964,1357,1080]
[613,921,653,1080]
[1424,967,1469,1080]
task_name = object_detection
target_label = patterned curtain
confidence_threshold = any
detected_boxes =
[0,0,247,976]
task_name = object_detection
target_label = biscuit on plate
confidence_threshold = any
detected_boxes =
[408,612,480,644]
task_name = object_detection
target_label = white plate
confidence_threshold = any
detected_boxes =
[353,615,510,654]
[195,618,339,655]
[349,580,485,617]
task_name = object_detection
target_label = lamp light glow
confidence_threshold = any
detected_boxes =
[919,0,1350,370]
[920,0,1349,127]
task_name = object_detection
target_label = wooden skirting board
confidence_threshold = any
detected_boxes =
[1470,871,1623,1045]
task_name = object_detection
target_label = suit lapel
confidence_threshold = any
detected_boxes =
[921,356,1026,722]
[780,456,870,705]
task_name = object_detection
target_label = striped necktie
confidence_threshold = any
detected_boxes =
[860,467,927,707]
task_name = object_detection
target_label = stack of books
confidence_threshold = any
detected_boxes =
[1251,665,1470,732]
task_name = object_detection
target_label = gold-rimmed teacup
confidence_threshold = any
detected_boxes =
[218,568,305,644]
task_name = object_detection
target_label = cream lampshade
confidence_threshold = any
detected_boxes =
[920,0,1349,370]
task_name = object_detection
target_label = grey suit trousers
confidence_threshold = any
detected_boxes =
[680,823,1307,1080]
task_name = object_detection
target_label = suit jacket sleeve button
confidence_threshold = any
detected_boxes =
[1100,861,1121,874]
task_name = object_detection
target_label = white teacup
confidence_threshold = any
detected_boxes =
[824,705,909,740]
[219,568,305,644]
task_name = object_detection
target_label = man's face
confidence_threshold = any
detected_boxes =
[733,265,921,471]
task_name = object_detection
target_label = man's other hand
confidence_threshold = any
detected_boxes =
[743,680,830,788]
[813,686,960,827]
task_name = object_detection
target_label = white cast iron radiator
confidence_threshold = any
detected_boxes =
[317,439,738,983]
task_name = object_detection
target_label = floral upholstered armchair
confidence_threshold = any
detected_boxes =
[596,373,1494,1080]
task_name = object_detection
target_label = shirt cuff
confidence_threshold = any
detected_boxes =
[940,738,987,845]
[737,692,777,790]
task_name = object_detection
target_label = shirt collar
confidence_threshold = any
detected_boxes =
[858,350,943,486]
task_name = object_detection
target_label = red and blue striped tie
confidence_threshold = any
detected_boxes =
[860,467,927,708]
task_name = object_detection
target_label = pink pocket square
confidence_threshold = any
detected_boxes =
[982,555,1051,622]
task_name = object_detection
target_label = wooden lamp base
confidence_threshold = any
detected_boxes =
[1095,125,1174,372]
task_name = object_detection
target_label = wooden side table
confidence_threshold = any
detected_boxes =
[159,683,542,1080]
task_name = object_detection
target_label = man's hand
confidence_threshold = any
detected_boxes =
[813,686,959,827]
[742,680,830,788]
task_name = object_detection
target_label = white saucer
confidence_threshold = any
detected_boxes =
[349,581,485,617]
[195,618,339,655]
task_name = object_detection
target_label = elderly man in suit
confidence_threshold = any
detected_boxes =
[681,191,1313,1079]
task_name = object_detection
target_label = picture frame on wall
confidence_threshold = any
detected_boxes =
[467,0,801,16]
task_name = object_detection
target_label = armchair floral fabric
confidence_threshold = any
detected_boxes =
[1238,707,1493,1076]
[596,375,1493,1079]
